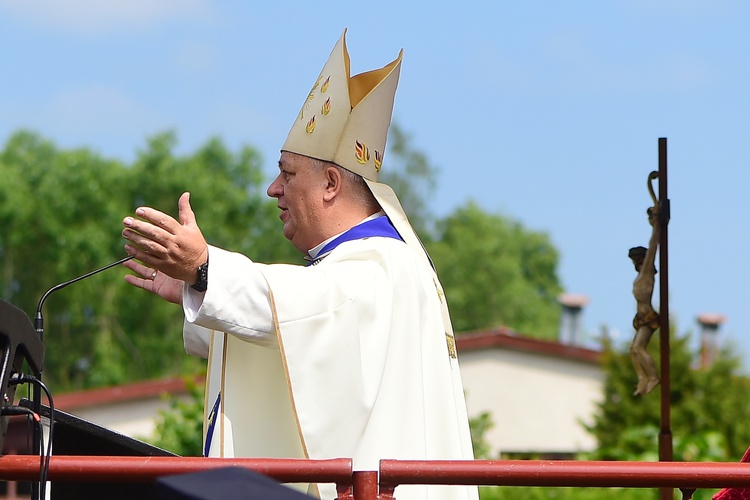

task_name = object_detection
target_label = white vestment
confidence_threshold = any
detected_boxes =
[183,236,478,500]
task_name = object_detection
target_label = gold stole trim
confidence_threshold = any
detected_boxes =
[265,283,320,498]
[265,285,310,460]
[220,333,228,457]
[203,329,216,450]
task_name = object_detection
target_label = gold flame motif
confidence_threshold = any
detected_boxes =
[299,79,321,119]
[306,116,316,134]
[321,76,330,93]
[355,140,370,164]
[321,97,331,115]
[309,79,320,99]
[374,150,383,171]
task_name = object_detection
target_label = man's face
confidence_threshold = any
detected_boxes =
[267,152,327,254]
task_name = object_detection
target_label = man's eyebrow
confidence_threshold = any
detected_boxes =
[278,160,295,172]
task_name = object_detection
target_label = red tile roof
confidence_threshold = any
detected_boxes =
[456,327,601,364]
[53,376,203,411]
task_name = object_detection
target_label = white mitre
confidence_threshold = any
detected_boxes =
[281,29,432,270]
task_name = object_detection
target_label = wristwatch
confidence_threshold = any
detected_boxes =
[191,262,209,292]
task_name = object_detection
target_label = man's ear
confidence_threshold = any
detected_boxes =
[323,166,342,202]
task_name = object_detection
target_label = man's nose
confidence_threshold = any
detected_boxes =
[267,176,282,198]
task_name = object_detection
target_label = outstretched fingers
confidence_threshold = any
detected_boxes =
[122,205,182,260]
[123,258,158,290]
[178,192,197,227]
[129,205,180,235]
[122,258,183,304]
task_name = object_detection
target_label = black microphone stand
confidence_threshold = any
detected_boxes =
[30,255,133,500]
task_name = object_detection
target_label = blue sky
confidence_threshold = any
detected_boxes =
[2,1,749,369]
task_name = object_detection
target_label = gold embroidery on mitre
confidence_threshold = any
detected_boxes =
[321,97,331,116]
[374,150,383,171]
[305,116,317,134]
[310,78,320,95]
[446,333,457,359]
[299,78,322,120]
[321,75,331,93]
[355,140,370,164]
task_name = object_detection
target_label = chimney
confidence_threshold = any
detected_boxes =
[558,293,589,345]
[697,313,725,369]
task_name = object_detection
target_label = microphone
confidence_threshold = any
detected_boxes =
[28,254,133,500]
[34,255,134,342]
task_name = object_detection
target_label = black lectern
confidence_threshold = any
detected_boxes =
[19,399,177,499]
[0,299,44,450]
[1,299,177,499]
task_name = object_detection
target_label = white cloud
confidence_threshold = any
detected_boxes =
[0,0,216,36]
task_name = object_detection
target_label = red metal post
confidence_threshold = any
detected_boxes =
[352,470,378,500]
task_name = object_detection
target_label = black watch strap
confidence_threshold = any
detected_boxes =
[191,262,209,292]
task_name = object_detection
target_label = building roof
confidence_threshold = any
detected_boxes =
[53,376,201,411]
[456,327,601,365]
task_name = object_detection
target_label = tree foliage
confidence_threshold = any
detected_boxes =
[149,377,204,457]
[586,329,750,463]
[381,125,563,338]
[428,202,563,337]
[381,123,438,238]
[0,130,297,391]
[469,411,495,460]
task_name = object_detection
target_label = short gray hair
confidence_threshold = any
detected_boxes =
[310,158,380,211]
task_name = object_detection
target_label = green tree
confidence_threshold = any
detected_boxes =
[428,202,563,337]
[0,130,295,391]
[382,126,564,338]
[479,486,656,500]
[149,378,204,456]
[469,411,495,460]
[1,131,135,388]
[110,132,298,387]
[381,123,439,238]
[586,329,750,463]
[126,131,298,264]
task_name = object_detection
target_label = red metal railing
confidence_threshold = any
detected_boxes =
[0,456,351,484]
[2,455,750,499]
[380,459,750,488]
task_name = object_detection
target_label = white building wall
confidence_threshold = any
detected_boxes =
[459,348,604,455]
[56,348,604,457]
[67,398,177,442]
